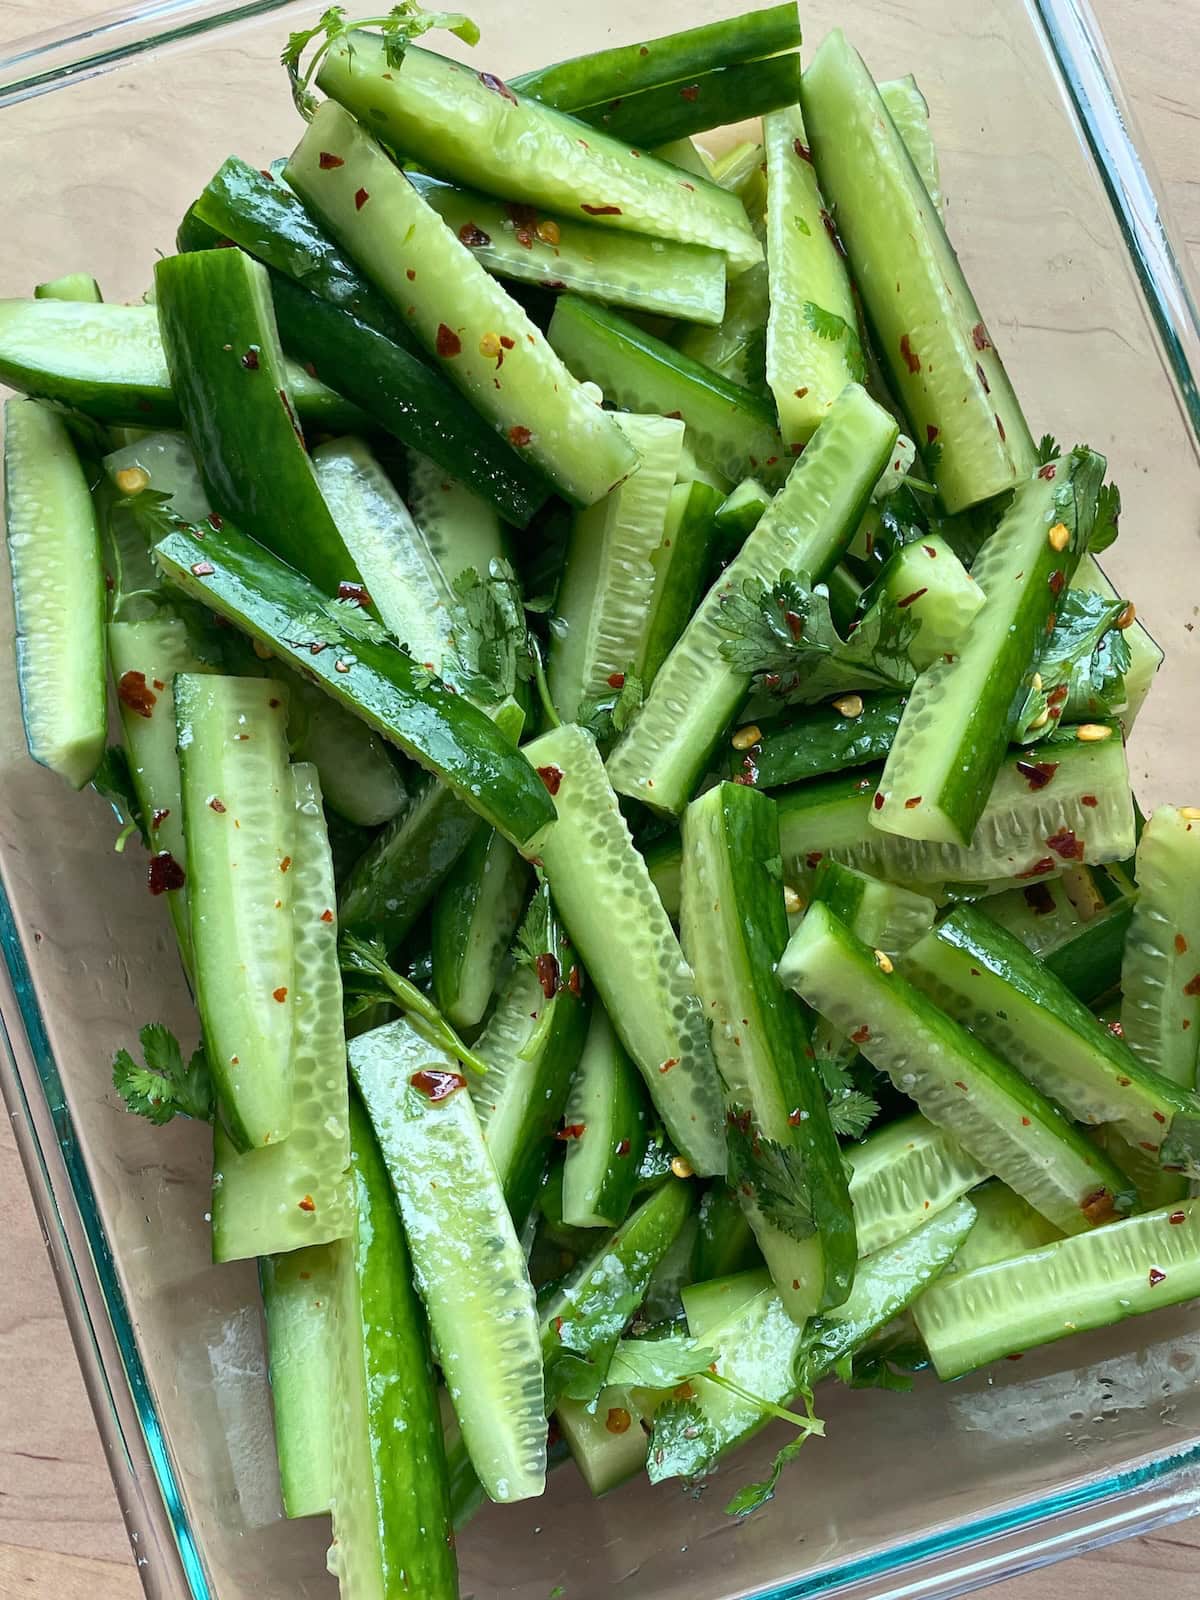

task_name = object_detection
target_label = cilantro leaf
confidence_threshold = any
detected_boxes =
[832,1337,926,1393]
[338,932,489,1074]
[1013,586,1129,743]
[91,746,147,849]
[576,672,644,746]
[446,558,536,704]
[801,302,866,384]
[828,1088,880,1140]
[813,1018,880,1140]
[606,1335,717,1391]
[726,1113,815,1243]
[724,1430,811,1517]
[1036,433,1059,465]
[513,880,552,969]
[1090,480,1120,554]
[112,1024,212,1125]
[283,4,478,116]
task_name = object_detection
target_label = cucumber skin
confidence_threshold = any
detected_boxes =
[4,398,107,789]
[681,782,857,1314]
[342,781,481,950]
[692,1186,763,1282]
[641,479,724,687]
[914,1199,1200,1379]
[153,521,555,851]
[330,1098,458,1600]
[154,249,363,598]
[1120,806,1200,1089]
[872,448,1106,846]
[725,695,906,788]
[561,1006,651,1230]
[576,55,803,150]
[432,828,529,1029]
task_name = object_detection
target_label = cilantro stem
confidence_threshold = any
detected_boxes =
[113,819,139,854]
[339,935,490,1075]
[531,641,562,730]
[704,1372,825,1435]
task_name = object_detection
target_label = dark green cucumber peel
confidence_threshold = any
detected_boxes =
[432,828,529,1029]
[155,248,362,597]
[573,55,803,149]
[153,520,555,851]
[560,1005,652,1230]
[724,695,906,788]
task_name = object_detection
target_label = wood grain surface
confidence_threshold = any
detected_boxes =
[0,0,1197,1596]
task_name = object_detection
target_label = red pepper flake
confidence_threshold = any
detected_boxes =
[1171,931,1191,956]
[976,362,990,394]
[406,268,416,281]
[1075,794,1099,810]
[297,1194,316,1212]
[926,424,940,444]
[190,560,215,578]
[336,580,373,608]
[241,346,260,370]
[208,797,226,814]
[995,413,1007,442]
[819,209,846,256]
[148,851,186,895]
[272,986,288,1003]
[117,669,157,718]
[1006,1353,1024,1362]
[783,609,804,640]
[320,909,334,923]
[850,1025,870,1045]
[410,1067,468,1102]
[1016,857,1055,879]
[535,950,560,999]
[1153,1110,1168,1124]
[205,511,224,532]
[318,151,344,169]
[792,138,812,162]
[1046,828,1084,860]
[794,386,809,399]
[1184,974,1200,996]
[606,1407,632,1434]
[508,424,533,448]
[972,322,992,351]
[1169,1211,1188,1226]
[1015,759,1059,791]
[1021,1116,1032,1127]
[536,764,563,795]
[679,181,696,193]
[921,545,938,560]
[151,807,169,830]
[436,323,462,358]
[607,672,626,690]
[1036,462,1058,482]
[898,588,928,609]
[582,203,622,216]
[458,220,491,247]
[659,1057,680,1073]
[639,44,649,55]
[1080,1188,1118,1224]
[500,335,515,350]
[479,70,518,103]
[904,795,923,809]
[1023,883,1057,915]
[1139,1141,1159,1152]
[615,1138,631,1156]
[552,1315,564,1337]
[873,792,885,811]
[679,83,700,101]
[1048,570,1066,597]
[556,1122,586,1142]
[899,334,920,373]
[1148,1267,1168,1288]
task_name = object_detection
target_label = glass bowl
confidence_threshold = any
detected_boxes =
[2,2,1199,1597]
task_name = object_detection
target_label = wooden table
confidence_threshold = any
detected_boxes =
[1,1,1197,1596]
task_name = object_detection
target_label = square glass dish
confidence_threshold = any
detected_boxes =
[2,1,1200,1596]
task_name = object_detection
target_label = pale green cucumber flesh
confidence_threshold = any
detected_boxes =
[260,1245,338,1520]
[877,76,941,209]
[556,1387,648,1495]
[845,1114,987,1256]
[404,448,505,589]
[1120,806,1200,1089]
[682,1267,772,1338]
[873,533,984,670]
[811,858,937,957]
[561,1005,651,1229]
[432,827,529,1029]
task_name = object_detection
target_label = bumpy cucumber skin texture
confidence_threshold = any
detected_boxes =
[212,764,352,1262]
[177,673,295,1152]
[801,31,1035,512]
[320,36,762,275]
[872,448,1106,846]
[4,398,106,789]
[728,695,906,789]
[260,1245,338,1521]
[811,857,937,958]
[914,1199,1200,1379]
[780,902,1130,1235]
[681,782,856,1316]
[524,724,726,1175]
[329,1099,458,1600]
[155,249,363,598]
[349,1020,547,1504]
[1120,806,1200,1089]
[287,100,637,508]
[153,520,555,851]
[608,383,898,817]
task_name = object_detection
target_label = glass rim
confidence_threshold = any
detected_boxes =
[1,1,1199,1596]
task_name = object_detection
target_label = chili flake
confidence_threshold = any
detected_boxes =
[536,764,563,795]
[148,852,186,895]
[508,424,533,447]
[535,951,560,999]
[459,221,491,247]
[581,203,622,216]
[899,334,920,373]
[410,1068,468,1102]
[436,324,462,358]
[117,670,157,718]
[318,152,344,169]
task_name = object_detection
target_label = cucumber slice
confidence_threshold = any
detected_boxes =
[950,1180,1064,1274]
[104,428,212,523]
[522,724,725,1175]
[260,1245,337,1520]
[310,435,454,672]
[327,1098,458,1598]
[1092,1124,1190,1214]
[548,294,786,485]
[153,521,554,850]
[680,782,856,1317]
[725,695,906,790]
[108,617,202,957]
[906,905,1200,1161]
[656,138,717,180]
[673,263,770,397]
[212,765,352,1260]
[982,874,1088,957]
[801,31,1036,511]
[691,1187,763,1285]
[874,448,1106,845]
[341,779,480,948]
[978,865,1135,1008]
[608,383,899,816]
[764,103,859,444]
[781,730,1136,889]
[155,248,363,597]
[640,1211,701,1324]
[779,901,1131,1235]
[811,858,936,957]
[570,55,802,151]
[556,1387,648,1495]
[868,533,984,671]
[285,673,408,829]
[404,449,505,589]
[0,297,362,432]
[649,1198,976,1481]
[561,1006,653,1229]
[1120,806,1200,1089]
[877,76,941,210]
[846,1114,987,1257]
[406,173,726,326]
[541,1180,694,1406]
[682,1267,772,1338]
[549,412,686,721]
[4,398,106,789]
[640,479,724,687]
[320,36,762,275]
[35,271,102,302]
[432,828,529,1029]
[1073,555,1161,727]
[348,1019,546,1503]
[287,101,637,508]
[713,477,770,548]
[472,884,591,1229]
[176,674,295,1151]
[914,1199,1200,1379]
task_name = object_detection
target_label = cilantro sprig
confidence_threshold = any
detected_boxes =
[1013,585,1131,743]
[802,302,866,385]
[339,932,490,1074]
[814,1021,880,1140]
[725,1114,816,1243]
[112,1024,213,1126]
[91,746,148,852]
[576,671,644,747]
[283,3,480,118]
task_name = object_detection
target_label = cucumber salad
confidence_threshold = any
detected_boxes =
[5,4,1200,1592]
